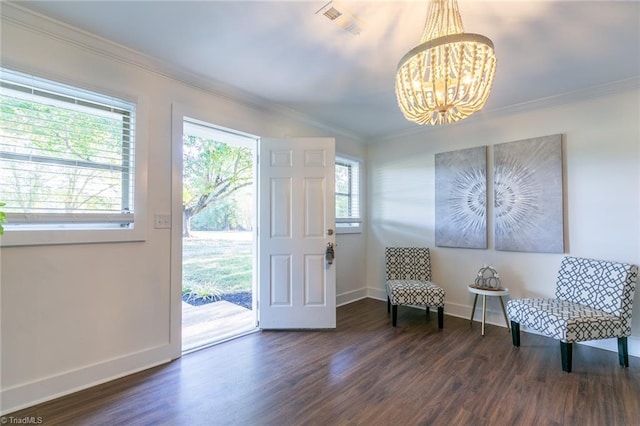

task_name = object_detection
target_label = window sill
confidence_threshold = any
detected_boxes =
[336,223,362,234]
[0,227,146,247]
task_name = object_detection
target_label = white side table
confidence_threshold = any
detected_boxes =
[468,285,510,336]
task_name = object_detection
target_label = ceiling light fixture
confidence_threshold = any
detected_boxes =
[395,0,497,125]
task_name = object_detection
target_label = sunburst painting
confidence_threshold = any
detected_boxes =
[435,146,487,249]
[494,134,564,253]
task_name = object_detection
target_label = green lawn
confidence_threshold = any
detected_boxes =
[182,231,253,301]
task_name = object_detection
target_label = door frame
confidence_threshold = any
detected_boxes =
[170,103,259,358]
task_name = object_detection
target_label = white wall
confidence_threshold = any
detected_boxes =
[335,144,367,306]
[0,5,367,413]
[366,83,640,357]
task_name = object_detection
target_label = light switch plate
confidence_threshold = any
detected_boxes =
[154,213,171,229]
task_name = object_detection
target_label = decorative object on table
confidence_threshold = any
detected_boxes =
[435,146,487,249]
[494,134,564,253]
[395,0,497,125]
[507,256,638,373]
[473,264,502,290]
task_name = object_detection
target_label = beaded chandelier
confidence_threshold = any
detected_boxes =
[395,0,497,125]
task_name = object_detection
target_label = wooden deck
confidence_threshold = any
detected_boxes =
[182,300,256,351]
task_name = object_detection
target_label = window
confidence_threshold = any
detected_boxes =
[0,68,144,245]
[335,155,361,233]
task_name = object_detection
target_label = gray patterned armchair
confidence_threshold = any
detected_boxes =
[507,256,638,372]
[385,247,445,328]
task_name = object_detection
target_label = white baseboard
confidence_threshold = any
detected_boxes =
[0,344,175,415]
[5,294,637,415]
[444,301,640,358]
[579,335,640,358]
[336,288,368,306]
[363,289,640,359]
[5,290,366,415]
[367,287,387,301]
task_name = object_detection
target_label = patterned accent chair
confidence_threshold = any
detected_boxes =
[507,256,638,372]
[385,247,445,328]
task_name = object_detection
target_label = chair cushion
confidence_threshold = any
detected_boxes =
[507,298,626,343]
[386,280,445,307]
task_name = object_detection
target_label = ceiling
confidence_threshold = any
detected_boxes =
[14,1,640,140]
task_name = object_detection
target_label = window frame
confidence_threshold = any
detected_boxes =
[0,68,147,246]
[335,154,362,234]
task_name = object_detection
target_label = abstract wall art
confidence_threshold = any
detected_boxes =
[493,134,564,253]
[435,146,487,249]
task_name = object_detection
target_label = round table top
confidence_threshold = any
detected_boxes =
[468,285,509,296]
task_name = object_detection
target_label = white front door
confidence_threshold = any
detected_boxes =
[258,137,336,329]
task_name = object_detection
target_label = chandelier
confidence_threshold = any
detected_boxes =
[395,0,497,125]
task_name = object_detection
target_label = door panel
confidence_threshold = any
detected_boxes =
[259,137,336,329]
[270,178,292,238]
[270,254,292,305]
[304,254,325,305]
[304,178,325,238]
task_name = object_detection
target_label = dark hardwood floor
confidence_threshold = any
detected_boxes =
[5,298,640,425]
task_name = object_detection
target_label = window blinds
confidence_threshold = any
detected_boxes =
[0,68,136,227]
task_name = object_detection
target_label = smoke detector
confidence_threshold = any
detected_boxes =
[316,1,364,35]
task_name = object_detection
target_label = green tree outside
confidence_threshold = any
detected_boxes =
[182,135,252,237]
[0,96,129,213]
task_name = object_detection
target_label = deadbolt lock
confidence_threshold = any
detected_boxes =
[325,242,335,265]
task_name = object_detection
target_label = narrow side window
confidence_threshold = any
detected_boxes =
[335,155,361,234]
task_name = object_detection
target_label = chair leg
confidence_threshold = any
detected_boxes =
[387,297,390,314]
[561,342,573,373]
[618,337,629,367]
[426,306,430,318]
[511,321,520,347]
[391,305,397,327]
[437,307,444,329]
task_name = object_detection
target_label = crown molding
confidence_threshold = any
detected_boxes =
[373,76,640,144]
[489,77,640,118]
[1,2,363,143]
[3,2,635,145]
